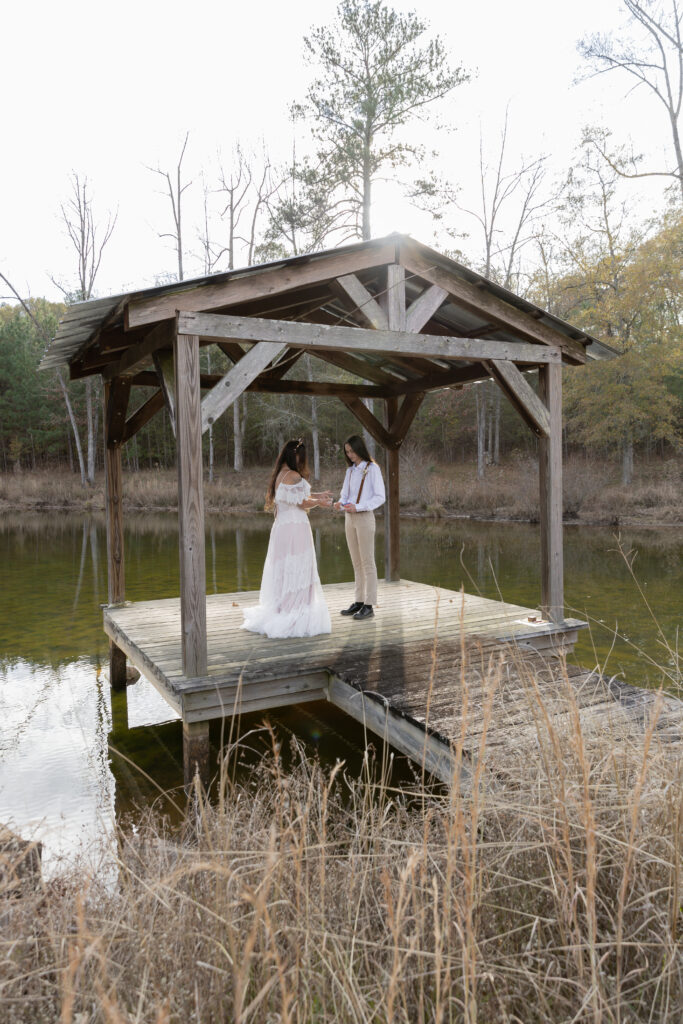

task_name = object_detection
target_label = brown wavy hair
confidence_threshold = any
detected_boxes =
[265,438,310,510]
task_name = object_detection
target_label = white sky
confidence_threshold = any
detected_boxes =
[0,0,672,301]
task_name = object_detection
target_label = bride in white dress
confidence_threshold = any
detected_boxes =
[242,438,333,639]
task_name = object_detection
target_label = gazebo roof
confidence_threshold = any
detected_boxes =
[40,234,615,381]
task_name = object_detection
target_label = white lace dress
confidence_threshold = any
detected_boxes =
[242,478,331,639]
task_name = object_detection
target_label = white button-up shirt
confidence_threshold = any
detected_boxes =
[339,460,386,513]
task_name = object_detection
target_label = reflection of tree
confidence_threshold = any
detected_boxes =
[235,528,245,591]
[72,519,89,612]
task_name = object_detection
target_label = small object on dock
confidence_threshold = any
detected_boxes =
[125,666,141,685]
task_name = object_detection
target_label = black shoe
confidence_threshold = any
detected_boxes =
[353,604,374,620]
[341,602,364,616]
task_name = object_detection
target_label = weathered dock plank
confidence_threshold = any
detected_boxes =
[104,579,683,786]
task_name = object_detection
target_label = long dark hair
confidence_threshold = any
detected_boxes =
[265,438,309,509]
[343,434,374,467]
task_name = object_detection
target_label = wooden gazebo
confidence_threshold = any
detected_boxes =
[42,234,613,782]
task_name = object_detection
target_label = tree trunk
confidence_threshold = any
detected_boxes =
[57,369,86,485]
[362,127,372,240]
[233,399,244,472]
[476,389,486,479]
[493,389,501,465]
[621,437,634,486]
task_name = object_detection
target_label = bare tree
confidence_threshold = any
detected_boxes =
[214,146,279,472]
[0,271,87,485]
[578,1,683,201]
[148,131,192,281]
[431,110,556,473]
[50,173,117,485]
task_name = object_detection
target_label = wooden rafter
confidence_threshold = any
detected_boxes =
[313,348,407,390]
[216,341,246,363]
[103,320,174,381]
[334,274,388,330]
[125,241,397,329]
[260,349,304,381]
[399,242,587,364]
[405,284,448,334]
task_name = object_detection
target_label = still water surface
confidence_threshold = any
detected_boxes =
[1,511,680,869]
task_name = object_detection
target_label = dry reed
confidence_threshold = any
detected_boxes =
[1,456,680,524]
[1,643,682,1023]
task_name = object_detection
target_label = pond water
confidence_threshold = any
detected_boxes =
[0,511,680,870]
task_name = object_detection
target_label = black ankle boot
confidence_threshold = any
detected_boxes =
[341,601,364,616]
[353,604,374,620]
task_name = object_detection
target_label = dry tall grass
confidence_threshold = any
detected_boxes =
[2,654,682,1023]
[398,454,682,524]
[0,456,680,523]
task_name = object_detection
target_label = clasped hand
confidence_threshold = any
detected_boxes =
[314,490,334,508]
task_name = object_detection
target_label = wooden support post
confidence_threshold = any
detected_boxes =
[384,397,400,582]
[104,381,127,690]
[174,333,208,678]
[183,720,210,787]
[538,363,564,623]
[382,265,405,584]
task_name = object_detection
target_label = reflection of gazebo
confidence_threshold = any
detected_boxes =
[42,234,613,782]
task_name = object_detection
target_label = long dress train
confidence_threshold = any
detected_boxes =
[241,479,331,639]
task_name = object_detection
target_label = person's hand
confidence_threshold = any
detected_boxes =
[345,503,357,514]
[319,496,332,507]
[333,501,343,511]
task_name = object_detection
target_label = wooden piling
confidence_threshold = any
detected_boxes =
[104,382,127,690]
[183,720,210,787]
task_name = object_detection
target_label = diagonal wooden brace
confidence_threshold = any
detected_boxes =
[485,359,550,437]
[200,340,287,434]
[341,395,396,449]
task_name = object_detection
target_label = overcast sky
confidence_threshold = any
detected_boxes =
[1,0,671,302]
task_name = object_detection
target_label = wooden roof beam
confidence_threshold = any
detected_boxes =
[125,242,397,329]
[295,348,406,391]
[177,311,562,365]
[398,241,587,364]
[102,321,175,382]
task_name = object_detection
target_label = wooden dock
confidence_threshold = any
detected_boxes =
[104,580,683,785]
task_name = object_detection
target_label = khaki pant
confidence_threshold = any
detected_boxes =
[345,510,377,605]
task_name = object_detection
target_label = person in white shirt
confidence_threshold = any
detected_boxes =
[333,435,386,620]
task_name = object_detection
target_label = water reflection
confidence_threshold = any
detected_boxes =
[0,510,680,868]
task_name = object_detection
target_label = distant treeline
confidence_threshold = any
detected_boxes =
[0,208,680,486]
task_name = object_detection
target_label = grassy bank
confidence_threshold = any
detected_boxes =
[0,456,680,525]
[2,651,682,1023]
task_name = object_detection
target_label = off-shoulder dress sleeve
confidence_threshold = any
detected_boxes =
[275,478,310,505]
